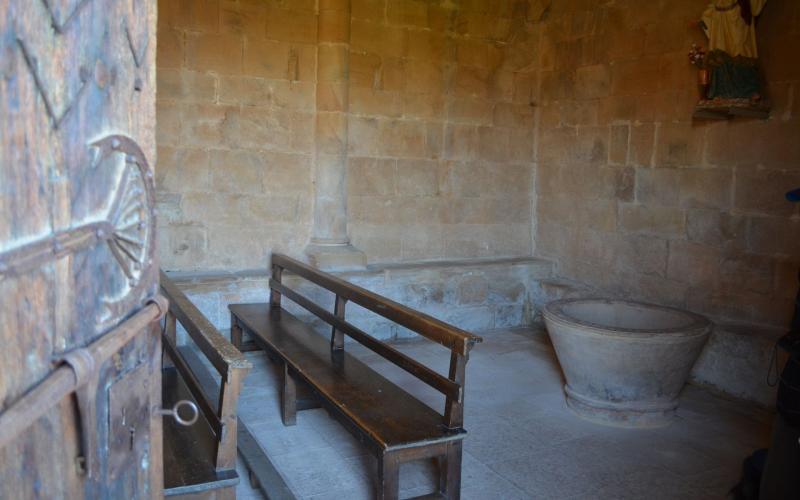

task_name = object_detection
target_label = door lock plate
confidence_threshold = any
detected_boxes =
[108,362,150,480]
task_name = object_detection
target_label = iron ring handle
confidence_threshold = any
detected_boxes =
[156,400,199,426]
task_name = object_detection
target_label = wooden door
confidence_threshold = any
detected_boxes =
[0,0,160,498]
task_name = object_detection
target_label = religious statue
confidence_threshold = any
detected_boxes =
[698,0,767,106]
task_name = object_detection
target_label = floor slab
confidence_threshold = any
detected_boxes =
[235,327,773,499]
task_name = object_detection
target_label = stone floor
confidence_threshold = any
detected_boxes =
[232,327,773,500]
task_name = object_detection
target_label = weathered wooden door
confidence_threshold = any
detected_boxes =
[0,0,161,497]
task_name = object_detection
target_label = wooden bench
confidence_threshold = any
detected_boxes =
[160,271,252,499]
[229,254,483,500]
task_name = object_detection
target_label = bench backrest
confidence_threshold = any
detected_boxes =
[268,253,483,429]
[160,270,251,471]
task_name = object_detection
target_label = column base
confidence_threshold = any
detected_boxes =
[304,243,367,271]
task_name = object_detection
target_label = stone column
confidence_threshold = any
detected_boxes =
[305,0,366,270]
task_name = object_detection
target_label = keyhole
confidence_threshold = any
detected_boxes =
[128,427,135,450]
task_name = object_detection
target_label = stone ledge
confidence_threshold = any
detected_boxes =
[531,278,596,302]
[166,256,555,290]
[691,323,786,408]
[529,278,597,321]
[164,256,556,339]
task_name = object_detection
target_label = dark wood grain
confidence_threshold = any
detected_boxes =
[162,332,223,437]
[178,346,296,500]
[160,271,251,498]
[232,303,465,450]
[161,270,251,377]
[231,253,485,498]
[271,254,482,355]
[377,452,400,500]
[270,279,461,400]
[0,0,160,495]
[162,368,238,498]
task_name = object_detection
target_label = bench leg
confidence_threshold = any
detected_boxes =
[265,349,280,363]
[438,441,463,500]
[377,452,400,500]
[249,469,260,489]
[230,317,243,350]
[281,362,297,426]
[217,485,237,500]
[162,312,177,369]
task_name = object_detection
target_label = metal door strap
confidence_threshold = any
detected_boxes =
[0,295,167,477]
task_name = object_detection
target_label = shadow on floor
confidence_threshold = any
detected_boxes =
[235,326,772,500]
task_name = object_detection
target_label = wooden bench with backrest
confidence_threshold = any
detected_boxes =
[160,271,252,499]
[229,254,483,500]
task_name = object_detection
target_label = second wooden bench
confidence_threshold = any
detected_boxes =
[160,271,252,499]
[229,254,482,500]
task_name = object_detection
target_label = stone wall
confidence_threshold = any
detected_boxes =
[155,0,800,406]
[344,0,538,261]
[168,256,553,340]
[156,0,543,270]
[156,0,318,270]
[534,0,800,329]
[156,1,800,324]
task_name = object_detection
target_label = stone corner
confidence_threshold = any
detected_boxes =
[304,243,368,272]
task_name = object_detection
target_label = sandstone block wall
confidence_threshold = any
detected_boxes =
[344,0,538,261]
[157,0,800,334]
[156,0,318,270]
[156,0,544,270]
[534,0,800,328]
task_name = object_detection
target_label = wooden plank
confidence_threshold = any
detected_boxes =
[1,0,160,495]
[271,254,482,355]
[163,333,223,438]
[180,347,296,500]
[238,340,263,352]
[440,441,463,499]
[693,103,770,120]
[164,479,237,498]
[728,106,770,118]
[178,347,222,406]
[281,362,297,426]
[271,280,461,401]
[692,107,729,120]
[444,353,467,430]
[163,368,238,495]
[161,270,251,377]
[270,264,283,308]
[214,367,245,471]
[377,452,400,500]
[230,303,466,450]
[331,295,346,350]
[406,494,446,500]
[162,276,251,473]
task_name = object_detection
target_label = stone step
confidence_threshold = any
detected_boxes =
[691,323,786,408]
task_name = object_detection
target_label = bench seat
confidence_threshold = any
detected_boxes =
[231,254,482,499]
[230,303,465,452]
